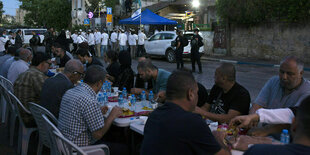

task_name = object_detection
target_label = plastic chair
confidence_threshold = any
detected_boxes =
[0,75,13,124]
[8,91,37,155]
[42,114,110,155]
[28,102,58,155]
[0,82,17,146]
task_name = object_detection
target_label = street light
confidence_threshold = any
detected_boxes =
[192,0,200,8]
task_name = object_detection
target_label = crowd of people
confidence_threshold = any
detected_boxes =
[0,26,310,155]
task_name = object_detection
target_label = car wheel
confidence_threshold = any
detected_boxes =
[166,49,175,63]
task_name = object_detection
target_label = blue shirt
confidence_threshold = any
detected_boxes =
[254,76,310,109]
[0,57,15,78]
[152,69,171,94]
[58,83,105,146]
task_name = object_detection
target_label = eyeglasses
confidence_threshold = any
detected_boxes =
[73,71,85,78]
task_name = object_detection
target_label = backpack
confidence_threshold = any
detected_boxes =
[198,38,204,47]
[182,37,189,47]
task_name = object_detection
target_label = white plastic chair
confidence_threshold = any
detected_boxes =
[0,75,13,124]
[28,102,58,155]
[42,114,110,155]
[8,91,37,155]
[0,82,17,146]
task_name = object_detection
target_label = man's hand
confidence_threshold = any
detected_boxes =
[101,106,109,114]
[247,127,270,137]
[229,114,259,129]
[156,91,166,103]
[130,88,143,95]
[109,106,122,119]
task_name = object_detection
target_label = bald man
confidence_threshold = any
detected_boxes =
[7,48,32,83]
[40,59,84,118]
[194,63,251,123]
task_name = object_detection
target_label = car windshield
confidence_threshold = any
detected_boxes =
[183,34,193,40]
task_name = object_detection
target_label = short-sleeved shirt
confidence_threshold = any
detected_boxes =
[207,82,251,115]
[152,69,171,94]
[59,53,71,68]
[244,144,310,155]
[8,59,30,83]
[254,76,310,109]
[128,34,138,45]
[141,102,222,155]
[0,57,15,77]
[101,33,109,45]
[58,83,105,146]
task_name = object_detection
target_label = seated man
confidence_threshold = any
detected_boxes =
[134,56,153,90]
[53,43,72,67]
[7,48,32,83]
[131,59,171,102]
[40,59,84,118]
[195,63,251,123]
[141,70,230,155]
[250,56,310,114]
[243,95,310,155]
[76,48,103,68]
[14,52,51,127]
[58,65,124,154]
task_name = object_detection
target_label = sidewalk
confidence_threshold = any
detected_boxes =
[201,55,310,71]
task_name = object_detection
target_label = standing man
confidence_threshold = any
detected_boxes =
[190,28,203,74]
[0,29,8,53]
[29,31,40,54]
[128,29,138,59]
[87,30,96,57]
[44,27,55,57]
[110,29,118,51]
[118,29,127,52]
[71,30,78,53]
[15,30,23,50]
[175,30,184,69]
[94,29,102,57]
[100,29,109,58]
[137,30,147,57]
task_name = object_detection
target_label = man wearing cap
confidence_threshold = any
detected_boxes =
[111,29,118,51]
[87,30,96,56]
[94,29,102,57]
[128,29,138,59]
[190,28,203,74]
[138,30,147,57]
[71,30,78,53]
[118,29,128,52]
[100,29,109,58]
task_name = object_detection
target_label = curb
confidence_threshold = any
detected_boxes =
[201,57,310,71]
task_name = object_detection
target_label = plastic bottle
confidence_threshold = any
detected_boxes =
[97,93,104,106]
[107,82,112,96]
[131,94,136,112]
[118,94,124,108]
[122,87,127,101]
[103,92,109,106]
[141,91,146,107]
[280,129,290,144]
[149,91,154,105]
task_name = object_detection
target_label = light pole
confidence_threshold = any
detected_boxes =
[192,0,200,30]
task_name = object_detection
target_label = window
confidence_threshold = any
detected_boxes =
[183,34,193,41]
[161,33,174,40]
[149,34,161,41]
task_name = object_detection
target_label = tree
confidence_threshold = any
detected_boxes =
[19,0,72,30]
[0,1,4,23]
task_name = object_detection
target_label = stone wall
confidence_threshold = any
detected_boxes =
[230,23,310,62]
[200,31,214,55]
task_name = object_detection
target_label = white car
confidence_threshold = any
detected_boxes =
[13,29,47,44]
[144,31,204,63]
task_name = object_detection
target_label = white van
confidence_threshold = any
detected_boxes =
[18,29,47,44]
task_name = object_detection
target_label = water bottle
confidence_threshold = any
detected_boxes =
[141,91,146,107]
[131,94,136,112]
[107,82,112,96]
[280,129,290,144]
[149,91,154,104]
[103,92,109,106]
[97,93,104,106]
[122,87,127,101]
[118,94,124,108]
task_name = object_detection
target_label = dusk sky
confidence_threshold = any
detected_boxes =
[2,0,21,16]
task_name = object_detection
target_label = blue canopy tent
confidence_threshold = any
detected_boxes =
[119,9,177,25]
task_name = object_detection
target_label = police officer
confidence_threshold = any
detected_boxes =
[191,28,203,74]
[175,30,184,69]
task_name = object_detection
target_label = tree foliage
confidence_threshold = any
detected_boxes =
[216,0,310,26]
[19,0,71,30]
[0,1,4,23]
[86,0,117,15]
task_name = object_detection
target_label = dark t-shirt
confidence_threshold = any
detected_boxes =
[106,62,120,78]
[207,82,250,115]
[86,57,103,68]
[198,82,209,107]
[59,54,71,67]
[244,144,310,155]
[175,35,184,50]
[141,102,221,155]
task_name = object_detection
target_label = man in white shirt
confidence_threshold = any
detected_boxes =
[77,31,86,44]
[71,30,78,53]
[87,30,96,56]
[8,48,32,83]
[0,29,8,53]
[100,29,109,58]
[110,29,118,51]
[128,29,138,59]
[94,29,102,57]
[118,29,127,52]
[138,30,147,57]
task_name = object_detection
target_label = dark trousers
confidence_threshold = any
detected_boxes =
[72,43,77,53]
[89,45,96,57]
[191,50,202,72]
[175,48,184,69]
[137,45,145,57]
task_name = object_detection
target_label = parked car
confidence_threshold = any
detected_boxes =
[13,29,47,44]
[144,31,204,63]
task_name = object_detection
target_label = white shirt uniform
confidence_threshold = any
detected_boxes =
[94,32,102,44]
[71,33,78,44]
[0,36,8,52]
[88,33,95,45]
[128,34,138,46]
[7,59,30,83]
[101,33,109,46]
[138,32,147,45]
[77,35,86,44]
[111,32,118,43]
[118,33,127,46]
